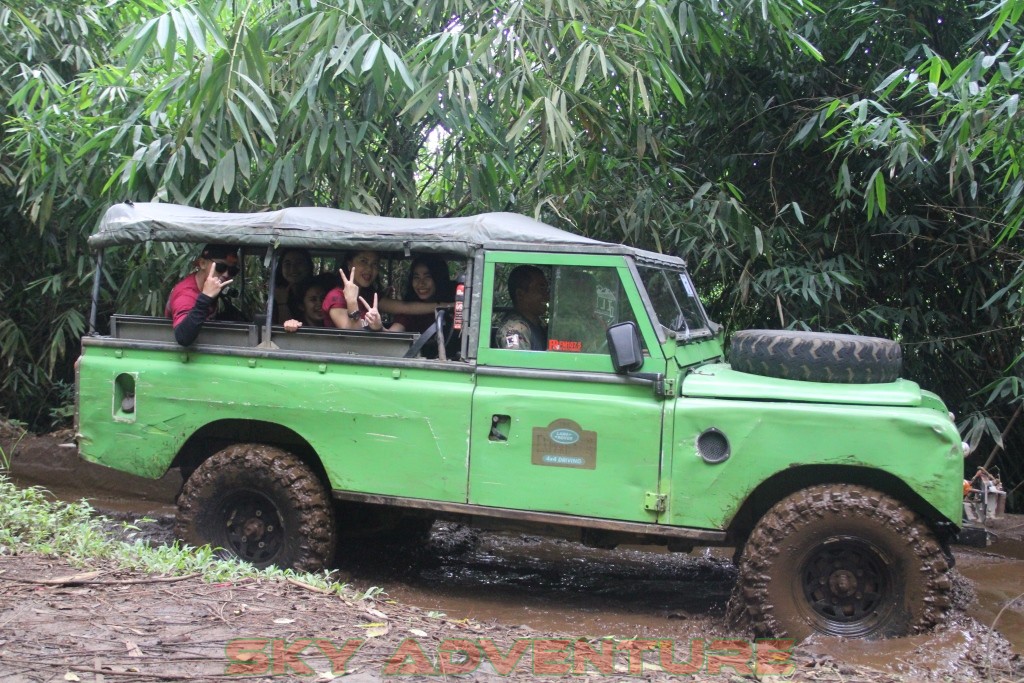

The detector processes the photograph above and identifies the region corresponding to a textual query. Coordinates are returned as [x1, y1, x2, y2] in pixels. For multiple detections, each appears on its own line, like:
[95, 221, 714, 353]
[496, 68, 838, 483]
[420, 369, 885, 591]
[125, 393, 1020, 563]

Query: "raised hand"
[358, 292, 383, 331]
[202, 261, 234, 298]
[339, 267, 360, 310]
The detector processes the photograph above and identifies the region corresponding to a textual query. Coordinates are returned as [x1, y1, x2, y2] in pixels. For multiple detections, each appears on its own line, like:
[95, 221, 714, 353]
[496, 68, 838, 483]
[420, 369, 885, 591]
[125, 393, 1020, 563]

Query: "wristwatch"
[348, 309, 361, 320]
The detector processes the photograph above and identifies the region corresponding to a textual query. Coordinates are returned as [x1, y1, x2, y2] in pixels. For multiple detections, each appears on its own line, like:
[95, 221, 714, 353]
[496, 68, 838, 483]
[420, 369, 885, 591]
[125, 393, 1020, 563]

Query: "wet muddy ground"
[3, 427, 1024, 681]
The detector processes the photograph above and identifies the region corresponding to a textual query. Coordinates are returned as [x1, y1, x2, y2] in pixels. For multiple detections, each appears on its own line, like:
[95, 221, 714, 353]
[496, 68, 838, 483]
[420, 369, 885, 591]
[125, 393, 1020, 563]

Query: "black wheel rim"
[217, 490, 285, 566]
[798, 536, 893, 637]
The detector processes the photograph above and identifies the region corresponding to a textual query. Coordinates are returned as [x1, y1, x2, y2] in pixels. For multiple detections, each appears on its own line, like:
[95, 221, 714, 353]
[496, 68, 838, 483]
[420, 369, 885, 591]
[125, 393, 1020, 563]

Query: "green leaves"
[986, 0, 1024, 36]
[2, 0, 1024, 498]
[116, 3, 219, 72]
[864, 169, 887, 219]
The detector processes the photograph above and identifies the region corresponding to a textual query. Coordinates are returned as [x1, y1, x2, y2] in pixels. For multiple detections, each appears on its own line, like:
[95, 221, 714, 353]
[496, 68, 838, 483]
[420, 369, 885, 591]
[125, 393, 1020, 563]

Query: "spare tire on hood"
[729, 329, 901, 384]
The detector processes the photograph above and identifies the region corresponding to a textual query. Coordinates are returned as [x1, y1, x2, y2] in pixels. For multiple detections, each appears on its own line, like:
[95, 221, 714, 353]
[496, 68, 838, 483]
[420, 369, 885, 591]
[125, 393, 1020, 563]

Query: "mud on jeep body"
[76, 202, 967, 641]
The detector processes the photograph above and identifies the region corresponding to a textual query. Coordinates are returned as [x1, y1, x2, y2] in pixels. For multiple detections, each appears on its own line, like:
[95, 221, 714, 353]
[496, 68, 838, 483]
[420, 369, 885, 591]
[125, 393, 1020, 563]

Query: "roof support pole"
[89, 250, 104, 336]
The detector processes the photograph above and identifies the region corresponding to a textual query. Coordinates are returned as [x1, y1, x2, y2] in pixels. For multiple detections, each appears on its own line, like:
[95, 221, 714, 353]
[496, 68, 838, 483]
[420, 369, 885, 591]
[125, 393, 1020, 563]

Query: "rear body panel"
[77, 343, 473, 503]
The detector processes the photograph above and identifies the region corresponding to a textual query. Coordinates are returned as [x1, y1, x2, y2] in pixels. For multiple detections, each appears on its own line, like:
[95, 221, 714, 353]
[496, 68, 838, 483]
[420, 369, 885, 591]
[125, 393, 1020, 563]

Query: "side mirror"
[607, 322, 644, 374]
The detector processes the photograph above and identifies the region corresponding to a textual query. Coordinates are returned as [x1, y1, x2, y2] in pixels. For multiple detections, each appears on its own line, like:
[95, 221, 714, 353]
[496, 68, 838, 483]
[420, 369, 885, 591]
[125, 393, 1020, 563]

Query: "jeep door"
[468, 252, 668, 522]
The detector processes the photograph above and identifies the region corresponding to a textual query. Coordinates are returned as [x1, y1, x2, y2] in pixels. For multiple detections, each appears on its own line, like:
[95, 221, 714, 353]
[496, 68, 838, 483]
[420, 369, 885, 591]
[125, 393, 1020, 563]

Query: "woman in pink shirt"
[322, 251, 449, 331]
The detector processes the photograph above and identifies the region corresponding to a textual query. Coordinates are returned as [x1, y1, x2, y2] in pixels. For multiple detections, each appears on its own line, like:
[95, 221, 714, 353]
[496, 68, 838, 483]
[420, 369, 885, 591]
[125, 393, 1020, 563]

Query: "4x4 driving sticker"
[531, 419, 596, 469]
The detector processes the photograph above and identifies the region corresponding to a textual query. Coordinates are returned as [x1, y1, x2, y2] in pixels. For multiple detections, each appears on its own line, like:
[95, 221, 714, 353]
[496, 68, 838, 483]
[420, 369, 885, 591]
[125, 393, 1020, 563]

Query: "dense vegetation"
[1, 0, 1022, 507]
[0, 474, 362, 590]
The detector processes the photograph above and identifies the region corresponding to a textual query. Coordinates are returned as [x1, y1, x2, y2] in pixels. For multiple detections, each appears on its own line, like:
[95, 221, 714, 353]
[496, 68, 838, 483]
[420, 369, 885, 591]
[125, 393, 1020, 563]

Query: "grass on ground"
[0, 475, 364, 596]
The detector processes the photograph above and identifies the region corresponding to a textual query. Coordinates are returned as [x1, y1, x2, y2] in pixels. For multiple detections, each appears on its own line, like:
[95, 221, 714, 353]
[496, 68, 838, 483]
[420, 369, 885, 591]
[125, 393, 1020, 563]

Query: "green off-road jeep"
[76, 202, 967, 641]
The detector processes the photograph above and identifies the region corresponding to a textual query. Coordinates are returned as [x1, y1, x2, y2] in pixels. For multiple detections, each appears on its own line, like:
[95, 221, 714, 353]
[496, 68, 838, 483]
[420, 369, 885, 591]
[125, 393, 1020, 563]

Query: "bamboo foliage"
[1, 0, 1023, 506]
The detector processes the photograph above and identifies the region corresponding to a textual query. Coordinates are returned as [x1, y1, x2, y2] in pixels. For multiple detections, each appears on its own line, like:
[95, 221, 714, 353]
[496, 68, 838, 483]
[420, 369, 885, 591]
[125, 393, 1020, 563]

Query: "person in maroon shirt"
[322, 250, 449, 331]
[164, 243, 239, 346]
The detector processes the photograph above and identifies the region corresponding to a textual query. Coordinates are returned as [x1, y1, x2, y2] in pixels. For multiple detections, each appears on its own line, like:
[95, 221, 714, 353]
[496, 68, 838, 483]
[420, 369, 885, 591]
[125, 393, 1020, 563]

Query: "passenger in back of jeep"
[165, 243, 240, 347]
[389, 255, 455, 334]
[322, 250, 451, 331]
[273, 248, 314, 324]
[282, 274, 334, 332]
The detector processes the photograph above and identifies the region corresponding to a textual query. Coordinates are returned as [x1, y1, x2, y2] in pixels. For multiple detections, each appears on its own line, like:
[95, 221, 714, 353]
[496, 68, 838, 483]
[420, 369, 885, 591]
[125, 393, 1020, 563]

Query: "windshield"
[637, 265, 711, 339]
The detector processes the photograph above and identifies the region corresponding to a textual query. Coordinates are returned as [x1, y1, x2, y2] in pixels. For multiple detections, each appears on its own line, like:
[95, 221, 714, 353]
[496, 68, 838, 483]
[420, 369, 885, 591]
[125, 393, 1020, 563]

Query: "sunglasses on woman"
[212, 261, 240, 277]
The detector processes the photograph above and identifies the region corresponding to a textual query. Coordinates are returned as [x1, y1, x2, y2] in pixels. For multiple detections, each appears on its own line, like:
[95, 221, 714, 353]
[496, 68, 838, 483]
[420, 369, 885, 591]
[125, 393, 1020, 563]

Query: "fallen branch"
[0, 658, 235, 682]
[69, 665, 237, 681]
[286, 577, 333, 595]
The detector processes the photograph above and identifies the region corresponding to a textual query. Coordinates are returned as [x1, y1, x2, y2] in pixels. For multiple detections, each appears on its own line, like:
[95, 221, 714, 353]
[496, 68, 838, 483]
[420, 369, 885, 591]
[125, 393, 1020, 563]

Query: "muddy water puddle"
[800, 627, 978, 677]
[954, 548, 1024, 653]
[16, 475, 1024, 669]
[8, 475, 178, 518]
[335, 526, 1024, 669]
[336, 527, 737, 640]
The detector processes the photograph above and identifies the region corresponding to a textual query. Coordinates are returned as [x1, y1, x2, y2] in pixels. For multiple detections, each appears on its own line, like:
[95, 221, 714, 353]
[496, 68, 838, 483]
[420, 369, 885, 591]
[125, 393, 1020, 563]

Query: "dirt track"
[2, 427, 1023, 682]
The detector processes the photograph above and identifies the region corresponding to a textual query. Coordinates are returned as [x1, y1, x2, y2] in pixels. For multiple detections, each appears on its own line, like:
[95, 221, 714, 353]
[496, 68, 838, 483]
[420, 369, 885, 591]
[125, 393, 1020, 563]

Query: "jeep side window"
[489, 264, 640, 355]
[491, 264, 550, 351]
[547, 266, 639, 354]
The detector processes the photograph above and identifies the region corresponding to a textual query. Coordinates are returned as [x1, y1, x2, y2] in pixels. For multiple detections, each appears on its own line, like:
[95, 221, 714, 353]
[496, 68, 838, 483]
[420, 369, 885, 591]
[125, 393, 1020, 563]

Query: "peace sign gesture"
[358, 292, 383, 331]
[339, 266, 360, 308]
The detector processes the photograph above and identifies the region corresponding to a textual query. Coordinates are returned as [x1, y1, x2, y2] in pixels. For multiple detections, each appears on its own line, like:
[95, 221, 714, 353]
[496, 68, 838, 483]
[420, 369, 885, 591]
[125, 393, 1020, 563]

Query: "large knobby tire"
[731, 484, 951, 641]
[176, 444, 336, 572]
[730, 329, 901, 384]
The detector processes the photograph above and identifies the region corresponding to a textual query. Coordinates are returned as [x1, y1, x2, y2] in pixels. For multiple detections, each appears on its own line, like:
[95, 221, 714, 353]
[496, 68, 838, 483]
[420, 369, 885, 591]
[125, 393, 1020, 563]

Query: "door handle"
[489, 414, 510, 441]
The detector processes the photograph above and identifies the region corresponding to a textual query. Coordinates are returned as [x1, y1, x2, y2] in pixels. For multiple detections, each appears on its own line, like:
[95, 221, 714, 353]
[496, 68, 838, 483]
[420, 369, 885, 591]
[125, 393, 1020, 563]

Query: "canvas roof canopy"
[90, 202, 683, 267]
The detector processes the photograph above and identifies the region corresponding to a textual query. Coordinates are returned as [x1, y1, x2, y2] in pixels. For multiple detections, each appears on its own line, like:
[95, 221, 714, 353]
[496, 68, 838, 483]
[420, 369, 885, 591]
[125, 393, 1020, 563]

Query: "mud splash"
[333, 524, 1024, 664]
[337, 527, 737, 641]
[954, 546, 1024, 653]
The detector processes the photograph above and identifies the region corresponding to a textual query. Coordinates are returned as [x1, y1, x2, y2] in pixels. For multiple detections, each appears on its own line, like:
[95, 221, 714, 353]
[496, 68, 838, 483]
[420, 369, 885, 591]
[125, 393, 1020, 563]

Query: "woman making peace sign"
[323, 250, 450, 331]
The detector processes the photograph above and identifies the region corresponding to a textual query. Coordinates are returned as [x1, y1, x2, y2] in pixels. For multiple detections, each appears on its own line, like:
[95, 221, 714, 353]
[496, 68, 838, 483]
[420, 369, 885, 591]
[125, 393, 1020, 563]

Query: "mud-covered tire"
[731, 484, 951, 640]
[176, 444, 335, 572]
[730, 329, 901, 384]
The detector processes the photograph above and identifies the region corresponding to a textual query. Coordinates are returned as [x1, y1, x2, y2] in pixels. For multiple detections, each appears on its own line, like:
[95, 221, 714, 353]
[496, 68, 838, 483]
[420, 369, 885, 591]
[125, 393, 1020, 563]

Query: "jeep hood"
[681, 363, 922, 407]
